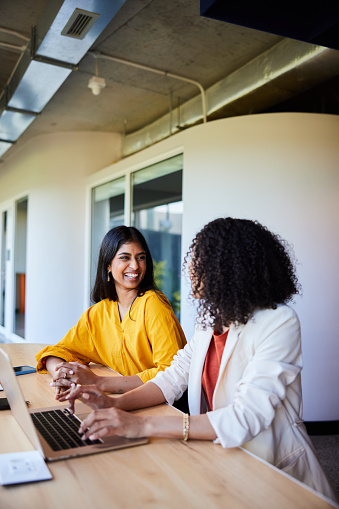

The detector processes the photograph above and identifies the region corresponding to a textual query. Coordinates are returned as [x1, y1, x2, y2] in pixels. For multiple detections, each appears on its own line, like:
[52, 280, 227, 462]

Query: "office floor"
[310, 434, 339, 498]
[0, 332, 337, 499]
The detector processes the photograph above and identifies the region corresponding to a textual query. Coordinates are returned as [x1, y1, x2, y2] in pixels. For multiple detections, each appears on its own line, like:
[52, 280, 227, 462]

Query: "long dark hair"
[91, 226, 157, 303]
[184, 217, 300, 328]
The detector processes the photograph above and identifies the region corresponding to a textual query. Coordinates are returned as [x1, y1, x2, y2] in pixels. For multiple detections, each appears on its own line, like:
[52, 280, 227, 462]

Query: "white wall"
[181, 114, 339, 421]
[0, 131, 121, 343]
[90, 113, 339, 421]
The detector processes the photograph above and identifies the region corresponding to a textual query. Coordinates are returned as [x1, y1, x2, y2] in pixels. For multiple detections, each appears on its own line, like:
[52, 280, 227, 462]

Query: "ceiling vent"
[61, 8, 100, 40]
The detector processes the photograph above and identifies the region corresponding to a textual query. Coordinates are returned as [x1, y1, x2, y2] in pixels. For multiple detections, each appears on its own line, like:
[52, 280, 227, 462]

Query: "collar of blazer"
[193, 321, 245, 360]
[219, 322, 245, 373]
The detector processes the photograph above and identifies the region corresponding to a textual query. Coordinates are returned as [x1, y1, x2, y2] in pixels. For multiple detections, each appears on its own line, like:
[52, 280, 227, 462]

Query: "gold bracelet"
[183, 413, 189, 441]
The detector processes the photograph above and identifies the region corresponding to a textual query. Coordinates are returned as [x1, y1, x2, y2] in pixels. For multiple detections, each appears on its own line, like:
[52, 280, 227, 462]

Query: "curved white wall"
[0, 131, 121, 344]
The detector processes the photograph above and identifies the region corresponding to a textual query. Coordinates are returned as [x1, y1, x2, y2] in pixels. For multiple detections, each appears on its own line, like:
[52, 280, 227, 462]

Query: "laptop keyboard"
[31, 408, 102, 451]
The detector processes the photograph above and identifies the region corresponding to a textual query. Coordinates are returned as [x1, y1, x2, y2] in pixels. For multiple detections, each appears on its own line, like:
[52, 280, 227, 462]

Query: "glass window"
[90, 177, 125, 293]
[132, 154, 183, 318]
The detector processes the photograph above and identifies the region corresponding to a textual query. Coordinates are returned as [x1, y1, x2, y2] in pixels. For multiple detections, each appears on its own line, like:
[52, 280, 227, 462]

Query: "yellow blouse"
[35, 291, 186, 383]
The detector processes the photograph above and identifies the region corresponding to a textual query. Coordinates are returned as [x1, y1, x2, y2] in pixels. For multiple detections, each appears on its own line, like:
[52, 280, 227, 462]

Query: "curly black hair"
[184, 218, 300, 329]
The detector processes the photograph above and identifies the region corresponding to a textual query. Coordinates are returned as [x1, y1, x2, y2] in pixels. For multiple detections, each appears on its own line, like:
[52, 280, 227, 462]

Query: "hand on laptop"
[58, 384, 115, 414]
[51, 362, 99, 399]
[78, 407, 146, 442]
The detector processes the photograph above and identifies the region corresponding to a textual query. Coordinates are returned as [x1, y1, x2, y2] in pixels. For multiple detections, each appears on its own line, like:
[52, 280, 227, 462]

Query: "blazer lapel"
[188, 327, 212, 415]
[219, 324, 242, 371]
[188, 323, 245, 415]
[213, 323, 244, 397]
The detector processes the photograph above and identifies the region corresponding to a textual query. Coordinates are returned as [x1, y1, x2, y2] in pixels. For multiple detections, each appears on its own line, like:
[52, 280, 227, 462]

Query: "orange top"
[201, 329, 229, 411]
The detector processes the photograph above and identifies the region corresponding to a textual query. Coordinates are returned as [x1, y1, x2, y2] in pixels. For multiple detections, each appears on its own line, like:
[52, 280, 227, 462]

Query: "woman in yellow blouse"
[36, 226, 186, 397]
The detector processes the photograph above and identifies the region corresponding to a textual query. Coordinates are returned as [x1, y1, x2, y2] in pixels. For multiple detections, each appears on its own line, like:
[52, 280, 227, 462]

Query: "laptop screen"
[0, 348, 43, 456]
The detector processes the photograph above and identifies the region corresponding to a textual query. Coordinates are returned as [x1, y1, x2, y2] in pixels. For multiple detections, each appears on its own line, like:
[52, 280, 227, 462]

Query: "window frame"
[85, 149, 184, 309]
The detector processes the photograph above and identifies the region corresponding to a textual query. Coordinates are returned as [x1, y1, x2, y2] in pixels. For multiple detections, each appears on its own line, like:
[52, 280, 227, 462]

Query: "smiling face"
[108, 241, 147, 295]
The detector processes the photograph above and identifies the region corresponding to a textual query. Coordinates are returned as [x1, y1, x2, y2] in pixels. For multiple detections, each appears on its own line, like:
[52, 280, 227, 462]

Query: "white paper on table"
[0, 450, 52, 485]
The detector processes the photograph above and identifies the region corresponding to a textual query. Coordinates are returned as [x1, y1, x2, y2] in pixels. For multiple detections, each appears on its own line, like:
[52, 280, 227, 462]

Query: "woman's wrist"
[140, 416, 183, 439]
[45, 356, 64, 375]
[96, 376, 115, 392]
[96, 375, 143, 394]
[142, 416, 157, 437]
[137, 414, 218, 441]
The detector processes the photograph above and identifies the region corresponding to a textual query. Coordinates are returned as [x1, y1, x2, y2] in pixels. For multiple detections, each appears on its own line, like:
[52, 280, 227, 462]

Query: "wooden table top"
[0, 343, 336, 509]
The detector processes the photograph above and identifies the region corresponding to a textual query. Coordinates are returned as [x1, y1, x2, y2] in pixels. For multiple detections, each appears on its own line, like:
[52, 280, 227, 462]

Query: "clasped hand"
[51, 361, 98, 398]
[58, 384, 113, 413]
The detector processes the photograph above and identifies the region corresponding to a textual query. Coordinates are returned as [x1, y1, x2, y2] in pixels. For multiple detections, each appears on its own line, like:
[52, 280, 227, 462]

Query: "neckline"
[118, 294, 138, 322]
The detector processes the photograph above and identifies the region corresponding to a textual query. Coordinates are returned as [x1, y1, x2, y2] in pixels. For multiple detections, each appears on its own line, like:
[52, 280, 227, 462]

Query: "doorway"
[13, 197, 28, 338]
[0, 210, 8, 328]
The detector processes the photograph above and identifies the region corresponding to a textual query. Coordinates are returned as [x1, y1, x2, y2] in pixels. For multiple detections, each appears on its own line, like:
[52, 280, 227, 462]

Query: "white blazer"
[152, 305, 337, 502]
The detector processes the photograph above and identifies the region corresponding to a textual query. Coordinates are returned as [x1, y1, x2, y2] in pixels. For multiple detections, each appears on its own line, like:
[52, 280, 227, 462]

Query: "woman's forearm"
[143, 413, 217, 441]
[76, 384, 217, 442]
[45, 356, 65, 375]
[59, 380, 167, 413]
[79, 408, 218, 442]
[114, 381, 167, 411]
[96, 374, 144, 394]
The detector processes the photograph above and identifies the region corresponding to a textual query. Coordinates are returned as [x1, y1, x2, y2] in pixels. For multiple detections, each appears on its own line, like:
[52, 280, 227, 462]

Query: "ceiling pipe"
[0, 41, 26, 52]
[121, 39, 338, 157]
[0, 27, 30, 42]
[0, 28, 29, 56]
[90, 51, 207, 124]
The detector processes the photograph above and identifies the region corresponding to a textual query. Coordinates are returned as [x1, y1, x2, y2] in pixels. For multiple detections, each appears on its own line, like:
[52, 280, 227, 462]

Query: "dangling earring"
[107, 270, 110, 282]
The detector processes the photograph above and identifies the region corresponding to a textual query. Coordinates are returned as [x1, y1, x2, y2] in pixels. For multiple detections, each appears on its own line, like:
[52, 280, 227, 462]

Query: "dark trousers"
[172, 389, 189, 414]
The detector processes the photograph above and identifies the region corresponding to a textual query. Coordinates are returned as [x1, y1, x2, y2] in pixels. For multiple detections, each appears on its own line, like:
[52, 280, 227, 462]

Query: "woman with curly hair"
[60, 218, 336, 501]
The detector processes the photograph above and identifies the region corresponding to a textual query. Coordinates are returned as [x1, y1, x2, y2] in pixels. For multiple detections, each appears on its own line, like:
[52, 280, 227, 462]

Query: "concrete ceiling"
[0, 0, 339, 163]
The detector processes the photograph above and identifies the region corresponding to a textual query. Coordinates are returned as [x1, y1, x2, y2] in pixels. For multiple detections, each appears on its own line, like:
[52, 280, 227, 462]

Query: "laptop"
[0, 348, 148, 461]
